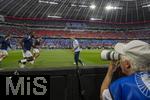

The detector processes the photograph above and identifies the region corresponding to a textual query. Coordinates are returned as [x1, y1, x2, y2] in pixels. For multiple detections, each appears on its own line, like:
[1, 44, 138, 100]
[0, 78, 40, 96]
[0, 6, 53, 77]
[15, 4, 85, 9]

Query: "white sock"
[21, 59, 27, 63]
[30, 61, 34, 64]
[0, 58, 2, 61]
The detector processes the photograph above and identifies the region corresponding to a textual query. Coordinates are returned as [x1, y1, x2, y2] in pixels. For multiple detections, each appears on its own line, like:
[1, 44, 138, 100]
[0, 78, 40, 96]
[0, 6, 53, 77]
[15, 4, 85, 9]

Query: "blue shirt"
[109, 72, 150, 100]
[0, 38, 11, 50]
[22, 37, 33, 51]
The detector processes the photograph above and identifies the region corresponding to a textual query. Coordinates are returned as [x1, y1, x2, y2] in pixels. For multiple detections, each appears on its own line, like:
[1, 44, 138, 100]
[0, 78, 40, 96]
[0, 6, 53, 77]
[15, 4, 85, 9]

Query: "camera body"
[101, 50, 120, 61]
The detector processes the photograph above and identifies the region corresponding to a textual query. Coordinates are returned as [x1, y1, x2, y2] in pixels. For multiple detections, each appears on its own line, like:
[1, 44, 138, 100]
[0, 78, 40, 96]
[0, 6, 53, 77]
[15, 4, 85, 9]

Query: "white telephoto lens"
[101, 50, 111, 60]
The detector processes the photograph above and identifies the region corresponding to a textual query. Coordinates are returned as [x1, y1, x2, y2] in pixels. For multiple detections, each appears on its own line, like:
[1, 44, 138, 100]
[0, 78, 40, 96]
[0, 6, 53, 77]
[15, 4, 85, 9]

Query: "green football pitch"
[0, 49, 109, 70]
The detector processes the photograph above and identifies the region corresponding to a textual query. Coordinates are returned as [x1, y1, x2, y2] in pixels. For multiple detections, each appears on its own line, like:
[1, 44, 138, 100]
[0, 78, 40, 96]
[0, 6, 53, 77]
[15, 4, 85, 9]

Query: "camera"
[101, 50, 120, 60]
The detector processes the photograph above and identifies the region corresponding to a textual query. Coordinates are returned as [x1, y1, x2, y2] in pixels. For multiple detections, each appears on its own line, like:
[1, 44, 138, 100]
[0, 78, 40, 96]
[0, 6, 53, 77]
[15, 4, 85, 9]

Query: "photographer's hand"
[108, 61, 118, 74]
[100, 61, 118, 100]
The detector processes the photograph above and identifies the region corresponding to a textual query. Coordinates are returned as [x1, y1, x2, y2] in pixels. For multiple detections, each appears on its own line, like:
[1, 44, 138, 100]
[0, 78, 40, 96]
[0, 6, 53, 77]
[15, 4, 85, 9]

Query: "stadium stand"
[0, 26, 150, 39]
[0, 17, 150, 49]
[0, 25, 150, 49]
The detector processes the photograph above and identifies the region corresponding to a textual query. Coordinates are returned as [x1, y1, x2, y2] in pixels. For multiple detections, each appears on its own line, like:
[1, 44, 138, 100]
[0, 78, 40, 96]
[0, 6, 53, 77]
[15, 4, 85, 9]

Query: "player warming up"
[18, 32, 35, 68]
[0, 34, 11, 62]
[33, 36, 41, 60]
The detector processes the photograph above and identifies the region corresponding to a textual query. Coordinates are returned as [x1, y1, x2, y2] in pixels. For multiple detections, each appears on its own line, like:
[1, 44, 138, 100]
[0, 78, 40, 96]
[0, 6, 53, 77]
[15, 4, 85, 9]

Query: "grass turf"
[0, 49, 109, 70]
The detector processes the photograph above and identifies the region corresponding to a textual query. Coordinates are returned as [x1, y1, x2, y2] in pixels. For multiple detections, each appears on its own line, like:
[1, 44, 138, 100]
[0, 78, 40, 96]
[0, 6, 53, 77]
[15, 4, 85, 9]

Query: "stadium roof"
[0, 0, 150, 23]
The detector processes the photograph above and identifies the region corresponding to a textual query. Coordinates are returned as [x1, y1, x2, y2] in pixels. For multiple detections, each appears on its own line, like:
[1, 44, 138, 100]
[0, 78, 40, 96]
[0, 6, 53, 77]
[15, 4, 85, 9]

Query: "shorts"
[0, 50, 8, 56]
[22, 50, 33, 58]
[33, 48, 40, 54]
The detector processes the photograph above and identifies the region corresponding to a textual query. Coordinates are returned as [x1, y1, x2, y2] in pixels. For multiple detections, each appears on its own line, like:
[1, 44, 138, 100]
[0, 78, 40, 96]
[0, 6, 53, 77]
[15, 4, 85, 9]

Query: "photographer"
[100, 40, 150, 100]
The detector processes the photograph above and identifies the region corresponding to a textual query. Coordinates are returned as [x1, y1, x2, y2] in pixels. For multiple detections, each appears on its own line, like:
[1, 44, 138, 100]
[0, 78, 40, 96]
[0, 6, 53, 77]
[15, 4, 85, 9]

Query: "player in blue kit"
[18, 32, 35, 68]
[0, 34, 11, 62]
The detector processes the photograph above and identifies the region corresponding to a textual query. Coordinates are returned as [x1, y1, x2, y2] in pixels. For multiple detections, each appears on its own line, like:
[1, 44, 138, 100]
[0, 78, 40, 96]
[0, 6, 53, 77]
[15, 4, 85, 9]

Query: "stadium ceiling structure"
[0, 0, 150, 23]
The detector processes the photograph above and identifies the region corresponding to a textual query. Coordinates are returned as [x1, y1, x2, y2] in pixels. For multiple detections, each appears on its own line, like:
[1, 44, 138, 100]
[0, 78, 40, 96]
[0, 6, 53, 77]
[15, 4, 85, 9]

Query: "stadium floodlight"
[105, 5, 122, 10]
[71, 4, 77, 7]
[142, 4, 150, 8]
[49, 2, 58, 5]
[90, 4, 96, 9]
[39, 0, 58, 5]
[79, 5, 88, 8]
[105, 5, 114, 10]
[39, 0, 48, 3]
[114, 7, 117, 10]
[90, 18, 102, 21]
[48, 15, 62, 18]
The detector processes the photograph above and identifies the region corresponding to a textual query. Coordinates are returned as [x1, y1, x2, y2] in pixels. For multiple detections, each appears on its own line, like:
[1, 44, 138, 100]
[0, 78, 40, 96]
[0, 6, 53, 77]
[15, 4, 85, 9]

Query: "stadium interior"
[0, 0, 150, 100]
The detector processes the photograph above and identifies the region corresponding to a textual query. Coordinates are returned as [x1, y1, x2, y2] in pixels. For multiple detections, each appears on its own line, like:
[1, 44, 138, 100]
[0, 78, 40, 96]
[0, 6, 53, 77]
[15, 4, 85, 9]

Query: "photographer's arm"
[100, 62, 117, 100]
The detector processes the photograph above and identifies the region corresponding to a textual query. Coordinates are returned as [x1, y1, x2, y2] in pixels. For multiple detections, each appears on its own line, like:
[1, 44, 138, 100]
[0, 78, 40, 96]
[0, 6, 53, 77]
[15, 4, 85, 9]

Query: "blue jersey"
[109, 72, 150, 100]
[22, 37, 33, 51]
[0, 38, 11, 50]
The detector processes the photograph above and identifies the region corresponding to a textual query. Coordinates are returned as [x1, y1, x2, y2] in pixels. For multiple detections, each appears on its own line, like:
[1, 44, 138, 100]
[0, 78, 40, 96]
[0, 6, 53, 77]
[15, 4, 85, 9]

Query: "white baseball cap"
[114, 40, 150, 63]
